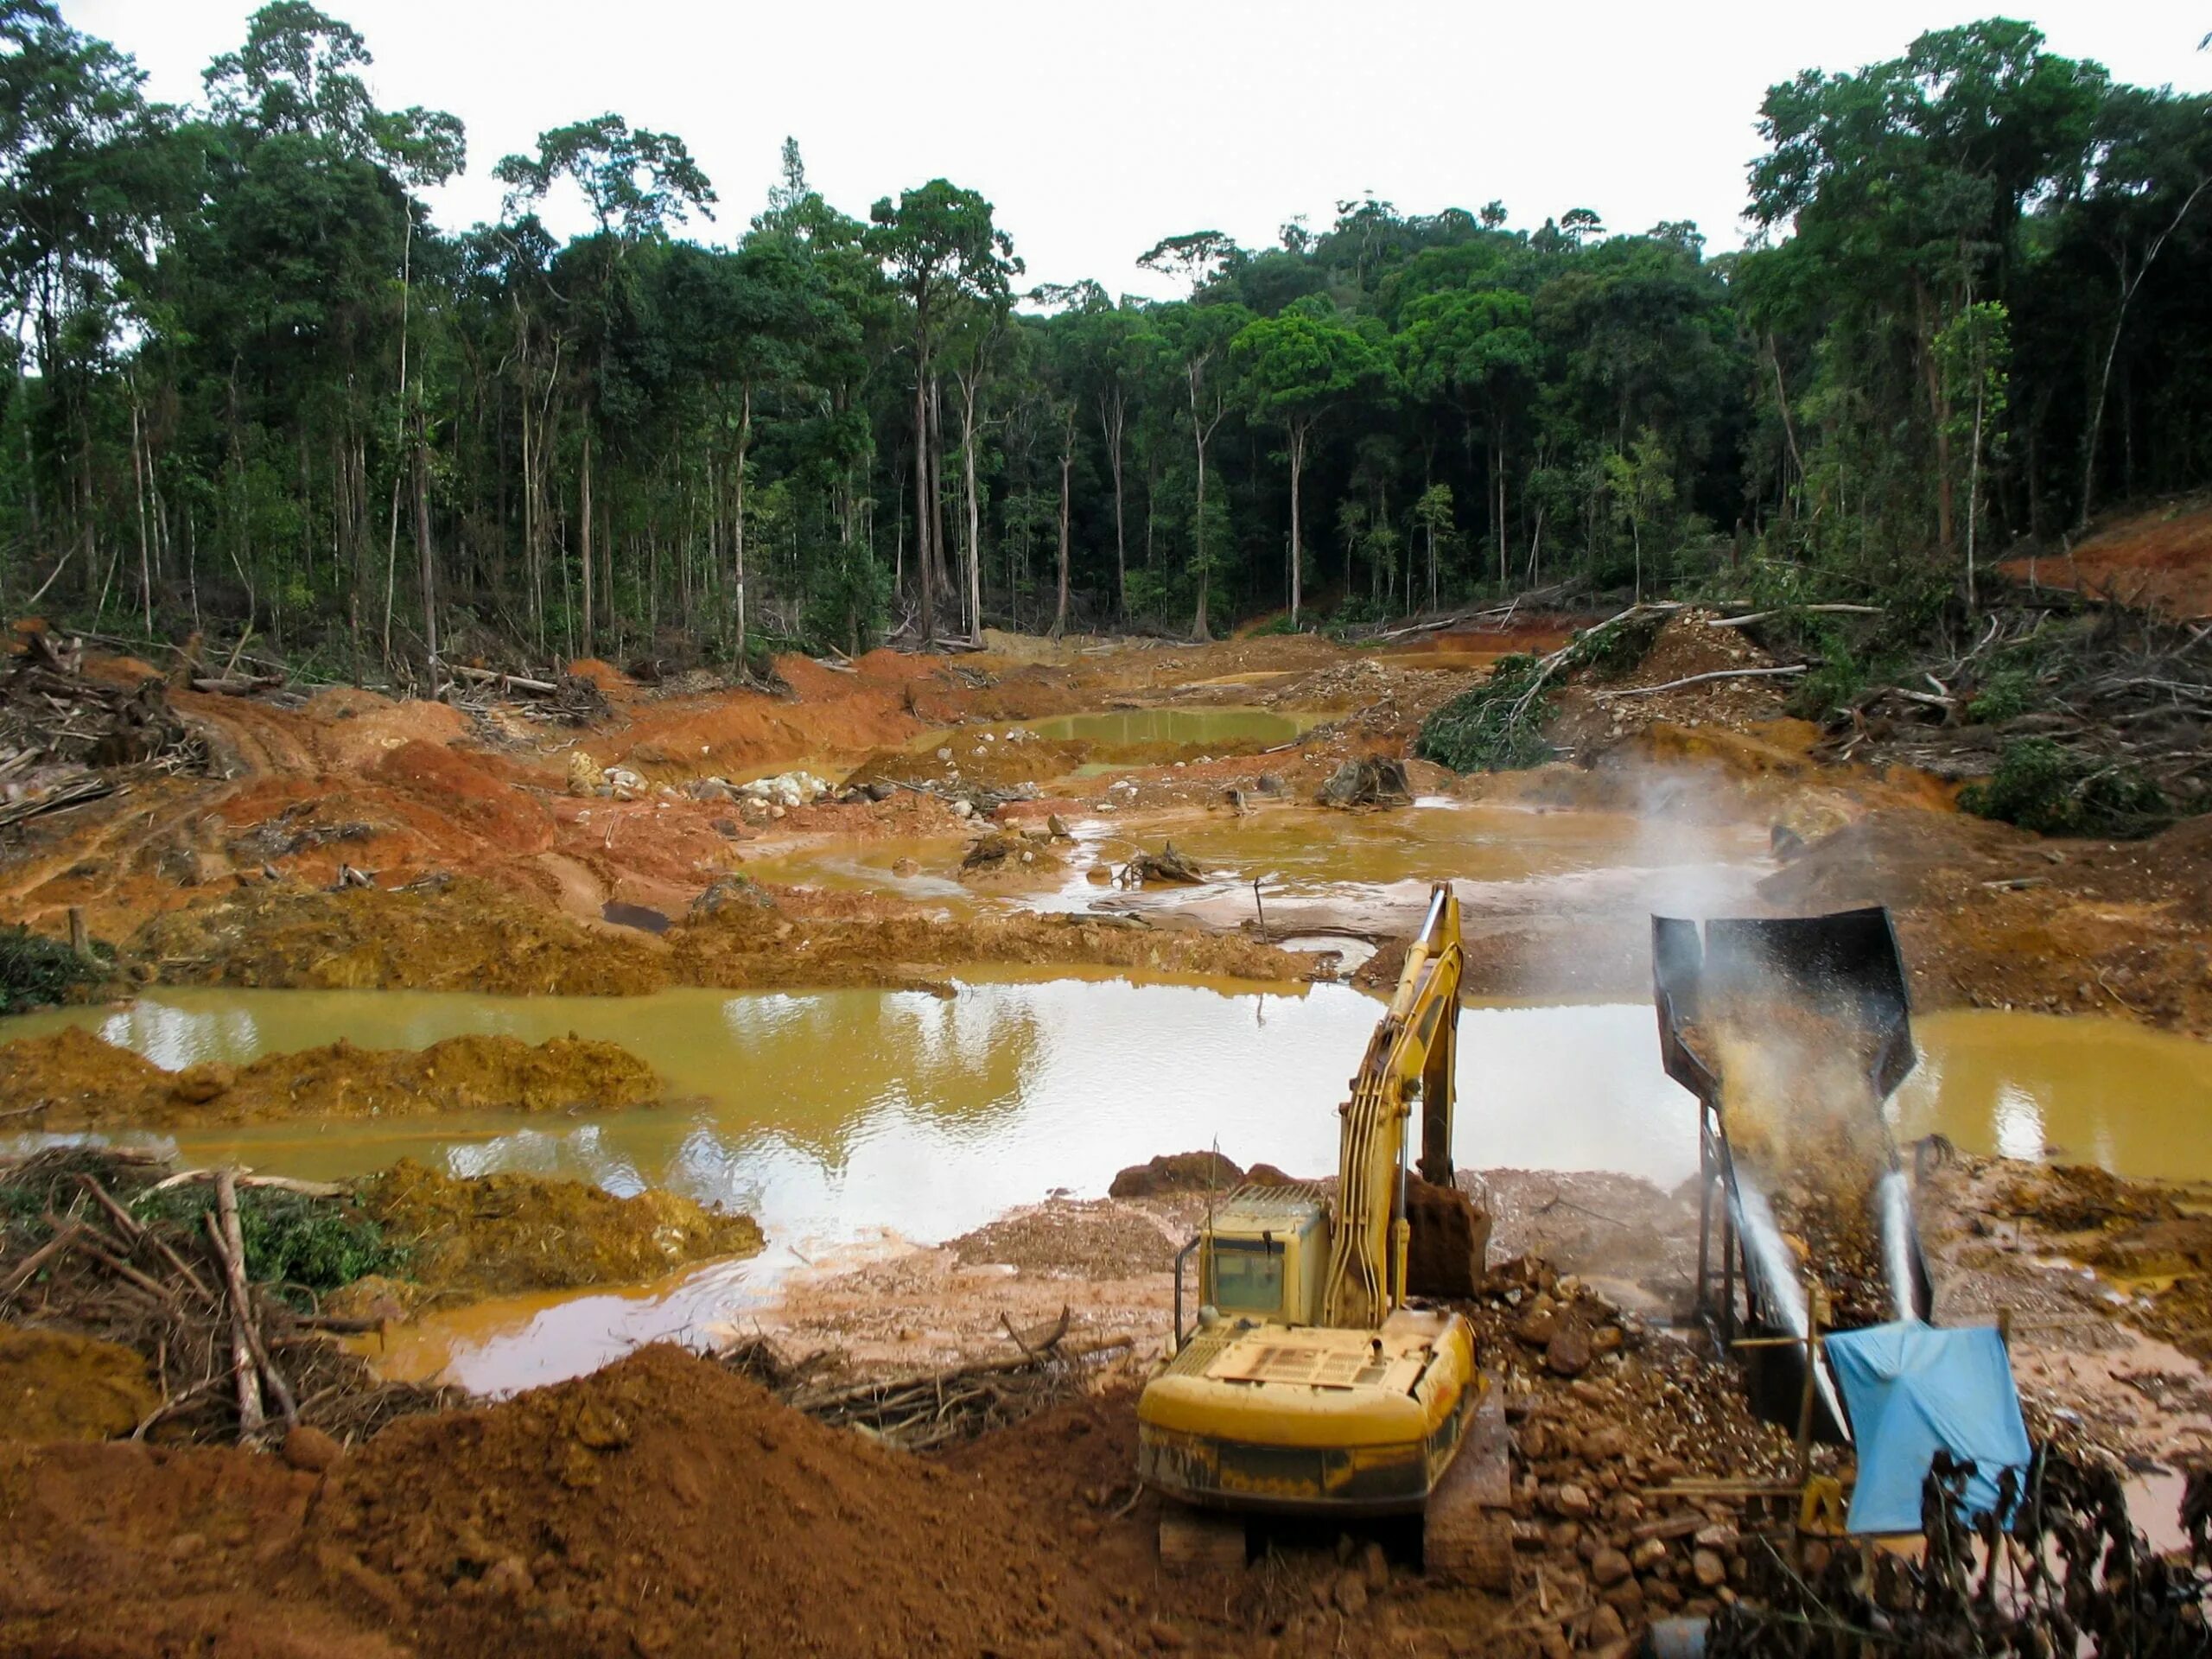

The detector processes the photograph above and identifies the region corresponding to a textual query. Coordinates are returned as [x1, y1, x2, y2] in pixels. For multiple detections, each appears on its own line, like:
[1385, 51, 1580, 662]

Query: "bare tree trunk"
[1052, 420, 1073, 639]
[1287, 421, 1306, 625]
[2080, 176, 2209, 529]
[579, 425, 595, 656]
[959, 373, 982, 641]
[414, 423, 439, 686]
[1100, 388, 1127, 616]
[129, 394, 151, 634]
[733, 385, 751, 653]
[912, 373, 934, 644]
[928, 375, 950, 627]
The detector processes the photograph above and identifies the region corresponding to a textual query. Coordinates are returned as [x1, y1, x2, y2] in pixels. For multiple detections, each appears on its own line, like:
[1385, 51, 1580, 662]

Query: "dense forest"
[1, 3, 2208, 677]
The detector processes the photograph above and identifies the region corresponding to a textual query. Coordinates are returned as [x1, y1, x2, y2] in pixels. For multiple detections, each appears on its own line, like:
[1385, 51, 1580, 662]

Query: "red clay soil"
[0, 1347, 1160, 1659]
[1998, 499, 2212, 620]
[1760, 807, 2212, 1029]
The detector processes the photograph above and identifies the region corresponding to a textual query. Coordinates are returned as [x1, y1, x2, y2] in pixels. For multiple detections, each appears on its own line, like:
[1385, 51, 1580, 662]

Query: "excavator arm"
[1321, 884, 1463, 1329]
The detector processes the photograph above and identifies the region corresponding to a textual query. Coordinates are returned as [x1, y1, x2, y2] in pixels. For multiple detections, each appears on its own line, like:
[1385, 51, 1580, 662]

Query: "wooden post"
[1996, 1306, 2012, 1349]
[1694, 1114, 1713, 1321]
[1795, 1276, 1825, 1486]
[1251, 876, 1265, 936]
[210, 1170, 265, 1441]
[67, 906, 90, 962]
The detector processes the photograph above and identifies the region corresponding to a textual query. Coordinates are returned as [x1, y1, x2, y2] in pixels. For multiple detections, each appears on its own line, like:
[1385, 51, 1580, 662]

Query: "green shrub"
[1414, 608, 1667, 773]
[1958, 738, 2169, 837]
[1966, 666, 2038, 724]
[141, 1185, 406, 1300]
[1415, 653, 1557, 772]
[0, 926, 105, 1014]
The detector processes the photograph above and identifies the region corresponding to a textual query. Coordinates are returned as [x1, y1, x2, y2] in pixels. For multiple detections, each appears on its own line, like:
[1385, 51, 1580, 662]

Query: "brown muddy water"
[5, 981, 2207, 1393]
[729, 799, 1775, 938]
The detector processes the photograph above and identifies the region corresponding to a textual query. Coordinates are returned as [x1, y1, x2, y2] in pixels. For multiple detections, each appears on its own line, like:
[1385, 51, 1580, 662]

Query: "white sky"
[67, 1, 2212, 300]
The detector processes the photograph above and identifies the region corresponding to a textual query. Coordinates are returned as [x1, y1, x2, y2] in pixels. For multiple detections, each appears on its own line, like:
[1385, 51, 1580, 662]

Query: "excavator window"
[1208, 1238, 1284, 1317]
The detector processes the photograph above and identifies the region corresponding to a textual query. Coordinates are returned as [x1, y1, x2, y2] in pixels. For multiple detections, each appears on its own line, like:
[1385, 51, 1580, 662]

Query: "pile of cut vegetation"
[0, 1147, 448, 1448]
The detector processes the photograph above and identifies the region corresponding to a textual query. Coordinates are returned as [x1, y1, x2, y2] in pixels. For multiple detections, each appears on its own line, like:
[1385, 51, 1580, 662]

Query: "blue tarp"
[1825, 1322, 2031, 1535]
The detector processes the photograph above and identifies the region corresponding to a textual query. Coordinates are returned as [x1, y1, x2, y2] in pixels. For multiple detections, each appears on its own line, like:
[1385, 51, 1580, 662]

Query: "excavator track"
[1421, 1387, 1513, 1591]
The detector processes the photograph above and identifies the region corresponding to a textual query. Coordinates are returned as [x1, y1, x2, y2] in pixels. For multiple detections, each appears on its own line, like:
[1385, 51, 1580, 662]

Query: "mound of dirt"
[305, 1344, 1110, 1657]
[948, 1201, 1177, 1277]
[360, 1160, 762, 1298]
[0, 1027, 665, 1129]
[131, 876, 670, 995]
[0, 1325, 157, 1441]
[1999, 499, 2212, 619]
[1554, 609, 1789, 749]
[845, 732, 1088, 794]
[1107, 1149, 1246, 1198]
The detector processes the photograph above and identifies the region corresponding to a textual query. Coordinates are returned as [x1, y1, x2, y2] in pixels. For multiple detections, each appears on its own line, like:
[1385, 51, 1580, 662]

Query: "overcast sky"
[67, 1, 2212, 300]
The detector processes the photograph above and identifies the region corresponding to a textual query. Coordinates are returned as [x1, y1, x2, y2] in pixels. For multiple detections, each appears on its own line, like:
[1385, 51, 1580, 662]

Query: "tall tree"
[866, 180, 1019, 643]
[1233, 304, 1386, 622]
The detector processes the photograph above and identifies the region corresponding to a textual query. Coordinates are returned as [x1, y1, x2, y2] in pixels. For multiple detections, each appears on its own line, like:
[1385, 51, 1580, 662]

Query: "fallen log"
[1710, 604, 1885, 629]
[1591, 664, 1808, 699]
[447, 664, 562, 695]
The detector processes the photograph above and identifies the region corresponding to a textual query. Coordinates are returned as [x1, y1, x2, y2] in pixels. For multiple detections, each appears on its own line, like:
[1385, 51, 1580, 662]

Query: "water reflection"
[1890, 1011, 2212, 1178]
[7, 989, 2209, 1256]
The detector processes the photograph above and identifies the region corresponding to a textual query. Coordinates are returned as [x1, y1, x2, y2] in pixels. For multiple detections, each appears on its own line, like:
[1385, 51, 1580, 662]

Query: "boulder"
[1319, 756, 1411, 809]
[169, 1062, 235, 1105]
[1108, 1151, 1245, 1199]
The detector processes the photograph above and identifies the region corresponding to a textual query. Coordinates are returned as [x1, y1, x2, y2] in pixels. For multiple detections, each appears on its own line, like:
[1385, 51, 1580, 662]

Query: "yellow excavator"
[1135, 884, 1510, 1580]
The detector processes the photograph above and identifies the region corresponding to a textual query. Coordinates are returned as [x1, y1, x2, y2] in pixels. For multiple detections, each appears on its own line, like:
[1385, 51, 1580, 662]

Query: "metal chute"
[1653, 908, 1932, 1442]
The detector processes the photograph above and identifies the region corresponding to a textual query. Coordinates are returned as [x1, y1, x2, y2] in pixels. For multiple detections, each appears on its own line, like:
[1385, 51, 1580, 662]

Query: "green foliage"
[0, 926, 105, 1014]
[1966, 666, 2039, 724]
[1414, 610, 1661, 772]
[141, 1184, 406, 1298]
[1414, 652, 1558, 772]
[1958, 738, 2169, 837]
[1, 7, 2207, 669]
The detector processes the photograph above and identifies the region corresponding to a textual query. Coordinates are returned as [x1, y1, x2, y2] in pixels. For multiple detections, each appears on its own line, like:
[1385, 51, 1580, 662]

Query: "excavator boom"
[1322, 885, 1463, 1329]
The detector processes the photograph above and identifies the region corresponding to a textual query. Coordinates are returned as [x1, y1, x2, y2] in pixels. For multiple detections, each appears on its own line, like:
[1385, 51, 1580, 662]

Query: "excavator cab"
[1183, 1186, 1331, 1335]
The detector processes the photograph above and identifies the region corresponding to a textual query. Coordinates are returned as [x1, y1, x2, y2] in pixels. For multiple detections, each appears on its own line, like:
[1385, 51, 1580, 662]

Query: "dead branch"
[1592, 664, 1809, 700]
[208, 1172, 266, 1440]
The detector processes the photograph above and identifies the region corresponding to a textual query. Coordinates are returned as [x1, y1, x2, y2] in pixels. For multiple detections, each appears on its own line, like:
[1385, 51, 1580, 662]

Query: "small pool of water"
[721, 798, 1772, 935]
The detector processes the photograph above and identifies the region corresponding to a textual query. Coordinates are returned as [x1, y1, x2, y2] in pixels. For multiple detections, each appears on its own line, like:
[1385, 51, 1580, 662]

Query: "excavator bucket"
[1651, 908, 1931, 1441]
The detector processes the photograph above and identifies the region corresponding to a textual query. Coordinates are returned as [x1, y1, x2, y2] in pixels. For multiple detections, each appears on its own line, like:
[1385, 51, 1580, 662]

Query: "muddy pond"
[9, 980, 2205, 1390]
[8, 979, 2205, 1224]
[730, 798, 1774, 935]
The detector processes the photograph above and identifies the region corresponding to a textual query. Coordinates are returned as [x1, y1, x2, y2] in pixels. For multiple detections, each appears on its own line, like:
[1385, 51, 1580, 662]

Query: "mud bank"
[0, 1024, 662, 1128]
[127, 874, 1321, 995]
